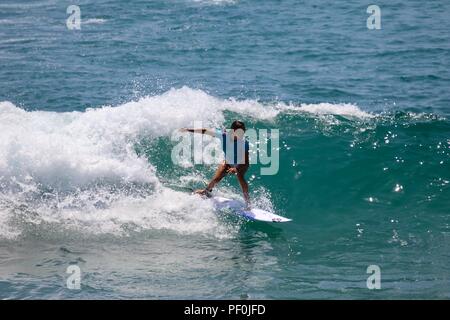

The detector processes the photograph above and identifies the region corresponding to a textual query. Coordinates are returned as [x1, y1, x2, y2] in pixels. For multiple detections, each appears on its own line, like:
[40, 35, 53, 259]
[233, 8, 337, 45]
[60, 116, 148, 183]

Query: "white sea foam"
[83, 18, 107, 25]
[297, 102, 374, 118]
[192, 0, 237, 5]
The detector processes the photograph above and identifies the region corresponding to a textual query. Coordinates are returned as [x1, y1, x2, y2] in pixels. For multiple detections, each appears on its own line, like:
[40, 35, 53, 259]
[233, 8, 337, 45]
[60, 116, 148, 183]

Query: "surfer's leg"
[236, 170, 250, 207]
[206, 162, 229, 190]
[195, 162, 229, 195]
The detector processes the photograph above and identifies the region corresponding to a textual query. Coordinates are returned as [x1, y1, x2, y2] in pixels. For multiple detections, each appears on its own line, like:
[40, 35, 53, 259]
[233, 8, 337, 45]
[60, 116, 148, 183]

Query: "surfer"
[180, 120, 250, 208]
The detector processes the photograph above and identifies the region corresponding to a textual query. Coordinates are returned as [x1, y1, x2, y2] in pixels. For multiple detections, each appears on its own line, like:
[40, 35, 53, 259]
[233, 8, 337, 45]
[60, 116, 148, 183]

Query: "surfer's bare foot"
[194, 189, 205, 195]
[194, 188, 212, 197]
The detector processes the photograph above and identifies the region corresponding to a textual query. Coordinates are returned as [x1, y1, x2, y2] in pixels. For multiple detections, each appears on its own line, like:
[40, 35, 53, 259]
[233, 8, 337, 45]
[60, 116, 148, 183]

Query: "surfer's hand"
[179, 128, 188, 132]
[227, 167, 238, 174]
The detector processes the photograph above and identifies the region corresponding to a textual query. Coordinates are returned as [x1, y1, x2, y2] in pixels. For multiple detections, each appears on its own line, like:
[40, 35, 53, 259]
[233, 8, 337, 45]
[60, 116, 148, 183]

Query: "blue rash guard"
[215, 129, 249, 167]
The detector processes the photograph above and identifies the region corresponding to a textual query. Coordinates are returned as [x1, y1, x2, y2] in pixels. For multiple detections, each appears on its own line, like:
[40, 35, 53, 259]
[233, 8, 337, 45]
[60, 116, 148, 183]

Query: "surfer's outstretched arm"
[179, 128, 216, 137]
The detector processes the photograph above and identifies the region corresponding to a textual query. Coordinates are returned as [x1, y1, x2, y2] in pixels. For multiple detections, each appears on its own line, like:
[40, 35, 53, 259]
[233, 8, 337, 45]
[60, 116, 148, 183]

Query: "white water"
[0, 87, 369, 239]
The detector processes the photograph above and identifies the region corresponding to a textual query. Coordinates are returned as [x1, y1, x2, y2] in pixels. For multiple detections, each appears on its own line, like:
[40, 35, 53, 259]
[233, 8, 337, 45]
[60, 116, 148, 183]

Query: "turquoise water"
[0, 0, 449, 299]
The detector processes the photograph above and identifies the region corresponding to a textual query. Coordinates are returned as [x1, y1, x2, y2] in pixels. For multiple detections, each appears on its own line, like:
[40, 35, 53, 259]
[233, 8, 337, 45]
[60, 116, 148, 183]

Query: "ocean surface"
[1, 0, 450, 299]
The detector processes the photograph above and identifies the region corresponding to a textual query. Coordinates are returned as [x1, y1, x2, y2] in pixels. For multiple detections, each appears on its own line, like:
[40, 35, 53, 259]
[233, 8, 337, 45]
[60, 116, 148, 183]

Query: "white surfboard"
[211, 196, 292, 223]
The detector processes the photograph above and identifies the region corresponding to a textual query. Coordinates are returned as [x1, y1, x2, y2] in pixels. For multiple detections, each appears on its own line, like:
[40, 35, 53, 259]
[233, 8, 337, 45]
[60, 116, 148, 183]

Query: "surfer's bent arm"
[179, 128, 216, 137]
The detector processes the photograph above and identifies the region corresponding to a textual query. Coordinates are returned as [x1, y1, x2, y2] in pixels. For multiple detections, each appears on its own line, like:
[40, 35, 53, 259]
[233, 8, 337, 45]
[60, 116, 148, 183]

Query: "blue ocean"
[0, 0, 449, 299]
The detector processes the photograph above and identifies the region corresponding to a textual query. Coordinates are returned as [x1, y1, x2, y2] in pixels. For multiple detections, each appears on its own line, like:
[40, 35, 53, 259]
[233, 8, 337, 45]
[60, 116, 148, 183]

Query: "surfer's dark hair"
[231, 120, 246, 132]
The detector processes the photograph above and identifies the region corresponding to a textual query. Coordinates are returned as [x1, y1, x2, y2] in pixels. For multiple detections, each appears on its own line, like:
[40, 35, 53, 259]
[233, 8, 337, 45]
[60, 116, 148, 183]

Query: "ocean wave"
[0, 87, 286, 239]
[0, 87, 428, 240]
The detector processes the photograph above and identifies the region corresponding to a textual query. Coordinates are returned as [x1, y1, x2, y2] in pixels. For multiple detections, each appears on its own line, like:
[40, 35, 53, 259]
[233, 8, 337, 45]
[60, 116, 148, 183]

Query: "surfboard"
[211, 196, 292, 223]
